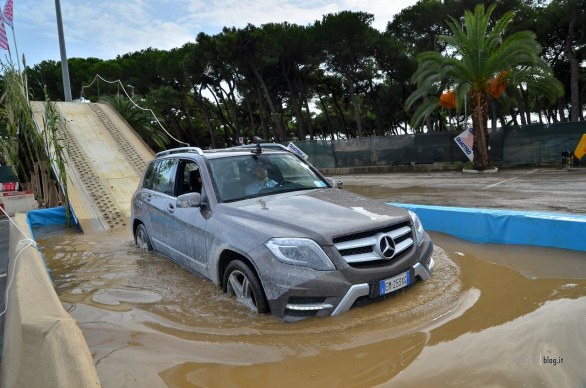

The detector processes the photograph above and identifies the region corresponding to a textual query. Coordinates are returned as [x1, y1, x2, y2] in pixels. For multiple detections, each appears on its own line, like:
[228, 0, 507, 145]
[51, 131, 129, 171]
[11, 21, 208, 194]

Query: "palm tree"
[406, 4, 563, 170]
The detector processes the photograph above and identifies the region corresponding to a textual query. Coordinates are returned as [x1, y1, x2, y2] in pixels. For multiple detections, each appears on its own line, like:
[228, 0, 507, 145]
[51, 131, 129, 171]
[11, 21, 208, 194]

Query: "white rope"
[81, 74, 189, 147]
[0, 205, 38, 318]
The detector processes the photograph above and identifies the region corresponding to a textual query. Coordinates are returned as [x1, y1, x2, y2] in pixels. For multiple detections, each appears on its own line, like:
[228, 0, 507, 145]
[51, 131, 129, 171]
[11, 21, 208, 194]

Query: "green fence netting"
[289, 122, 585, 169]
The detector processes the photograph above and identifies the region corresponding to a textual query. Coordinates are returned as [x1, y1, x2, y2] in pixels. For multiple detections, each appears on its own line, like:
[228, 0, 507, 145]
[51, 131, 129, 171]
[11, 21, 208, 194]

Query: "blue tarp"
[27, 207, 70, 227]
[392, 203, 586, 252]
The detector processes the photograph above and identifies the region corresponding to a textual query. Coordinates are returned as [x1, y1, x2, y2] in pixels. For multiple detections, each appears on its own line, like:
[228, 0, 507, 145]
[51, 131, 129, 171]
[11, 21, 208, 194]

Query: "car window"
[272, 156, 319, 186]
[146, 158, 177, 196]
[208, 158, 243, 202]
[177, 160, 201, 196]
[208, 153, 328, 202]
[142, 161, 156, 190]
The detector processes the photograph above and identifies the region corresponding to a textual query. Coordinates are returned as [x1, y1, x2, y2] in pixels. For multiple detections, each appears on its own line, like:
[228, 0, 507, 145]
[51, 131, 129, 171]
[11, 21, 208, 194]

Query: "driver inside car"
[245, 163, 277, 195]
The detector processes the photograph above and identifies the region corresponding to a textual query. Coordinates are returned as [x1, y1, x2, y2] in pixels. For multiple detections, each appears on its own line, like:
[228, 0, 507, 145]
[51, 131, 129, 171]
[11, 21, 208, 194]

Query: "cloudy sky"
[3, 0, 420, 67]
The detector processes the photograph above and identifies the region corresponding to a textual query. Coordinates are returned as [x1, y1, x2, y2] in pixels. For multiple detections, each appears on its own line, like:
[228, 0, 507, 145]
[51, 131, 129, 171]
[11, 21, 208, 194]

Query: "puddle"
[36, 225, 586, 387]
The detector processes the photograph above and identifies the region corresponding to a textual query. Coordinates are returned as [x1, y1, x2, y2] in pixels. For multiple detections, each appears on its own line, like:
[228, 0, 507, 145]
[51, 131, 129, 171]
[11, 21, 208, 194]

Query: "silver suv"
[131, 146, 434, 322]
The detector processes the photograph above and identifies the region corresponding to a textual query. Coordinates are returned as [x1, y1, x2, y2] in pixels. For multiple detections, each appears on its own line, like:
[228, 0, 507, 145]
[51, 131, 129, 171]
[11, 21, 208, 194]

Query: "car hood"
[215, 188, 410, 245]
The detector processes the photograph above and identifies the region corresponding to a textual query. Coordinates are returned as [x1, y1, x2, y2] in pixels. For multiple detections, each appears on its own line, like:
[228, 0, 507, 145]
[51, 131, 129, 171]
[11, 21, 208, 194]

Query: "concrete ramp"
[31, 102, 154, 233]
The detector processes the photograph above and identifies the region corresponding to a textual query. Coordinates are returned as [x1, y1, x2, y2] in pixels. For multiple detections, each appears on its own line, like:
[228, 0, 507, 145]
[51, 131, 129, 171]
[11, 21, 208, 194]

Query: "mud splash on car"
[36, 226, 586, 387]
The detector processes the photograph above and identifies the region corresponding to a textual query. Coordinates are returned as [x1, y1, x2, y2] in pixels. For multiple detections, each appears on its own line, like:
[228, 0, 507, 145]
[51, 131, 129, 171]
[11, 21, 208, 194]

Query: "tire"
[223, 260, 269, 314]
[135, 223, 153, 252]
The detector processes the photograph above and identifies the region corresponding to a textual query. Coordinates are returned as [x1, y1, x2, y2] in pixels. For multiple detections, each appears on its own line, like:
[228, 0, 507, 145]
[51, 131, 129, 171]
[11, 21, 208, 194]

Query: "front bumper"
[280, 254, 435, 322]
[330, 257, 434, 316]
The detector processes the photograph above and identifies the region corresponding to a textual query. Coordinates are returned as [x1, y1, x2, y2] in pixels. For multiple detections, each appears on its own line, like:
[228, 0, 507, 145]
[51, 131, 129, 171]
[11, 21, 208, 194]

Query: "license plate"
[379, 271, 410, 295]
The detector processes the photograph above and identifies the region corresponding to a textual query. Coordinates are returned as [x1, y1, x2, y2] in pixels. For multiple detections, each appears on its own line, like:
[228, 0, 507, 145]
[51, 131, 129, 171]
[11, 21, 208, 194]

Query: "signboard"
[454, 128, 474, 161]
[287, 142, 308, 160]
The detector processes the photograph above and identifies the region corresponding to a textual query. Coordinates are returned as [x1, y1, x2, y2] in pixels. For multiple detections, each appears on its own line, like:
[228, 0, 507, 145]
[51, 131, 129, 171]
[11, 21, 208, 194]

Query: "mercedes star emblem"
[375, 234, 396, 259]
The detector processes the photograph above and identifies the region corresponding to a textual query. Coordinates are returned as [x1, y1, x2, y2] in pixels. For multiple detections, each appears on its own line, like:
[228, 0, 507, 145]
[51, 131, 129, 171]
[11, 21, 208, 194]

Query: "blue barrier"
[27, 206, 70, 227]
[392, 203, 586, 252]
[25, 204, 586, 252]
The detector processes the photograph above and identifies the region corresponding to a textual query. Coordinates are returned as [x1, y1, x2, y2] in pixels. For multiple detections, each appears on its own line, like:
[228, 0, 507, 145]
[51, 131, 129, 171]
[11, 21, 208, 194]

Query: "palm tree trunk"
[565, 10, 580, 121]
[470, 91, 490, 170]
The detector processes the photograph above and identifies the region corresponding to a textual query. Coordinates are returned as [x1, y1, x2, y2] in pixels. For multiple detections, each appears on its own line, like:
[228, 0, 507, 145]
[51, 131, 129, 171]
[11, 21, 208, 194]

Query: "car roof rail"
[230, 143, 291, 152]
[155, 147, 204, 158]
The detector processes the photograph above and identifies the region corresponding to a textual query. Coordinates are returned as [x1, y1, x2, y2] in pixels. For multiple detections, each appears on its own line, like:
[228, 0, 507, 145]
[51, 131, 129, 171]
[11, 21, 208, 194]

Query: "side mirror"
[326, 177, 343, 189]
[177, 192, 201, 208]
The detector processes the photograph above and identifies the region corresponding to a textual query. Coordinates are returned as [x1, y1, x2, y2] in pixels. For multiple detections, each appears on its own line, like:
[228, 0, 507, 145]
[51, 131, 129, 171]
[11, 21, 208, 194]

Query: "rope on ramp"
[81, 74, 190, 147]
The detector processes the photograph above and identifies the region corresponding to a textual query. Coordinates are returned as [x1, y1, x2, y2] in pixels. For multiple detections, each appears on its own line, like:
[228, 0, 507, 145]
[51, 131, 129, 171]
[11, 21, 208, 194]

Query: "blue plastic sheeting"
[391, 203, 586, 252]
[27, 207, 69, 227]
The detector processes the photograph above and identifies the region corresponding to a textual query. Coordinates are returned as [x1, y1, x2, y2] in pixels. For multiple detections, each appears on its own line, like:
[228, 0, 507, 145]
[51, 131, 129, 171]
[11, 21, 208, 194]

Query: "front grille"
[333, 221, 414, 268]
[338, 246, 373, 257]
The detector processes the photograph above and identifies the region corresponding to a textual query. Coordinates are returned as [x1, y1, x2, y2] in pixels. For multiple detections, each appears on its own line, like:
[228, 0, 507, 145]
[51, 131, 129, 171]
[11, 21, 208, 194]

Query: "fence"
[293, 122, 586, 170]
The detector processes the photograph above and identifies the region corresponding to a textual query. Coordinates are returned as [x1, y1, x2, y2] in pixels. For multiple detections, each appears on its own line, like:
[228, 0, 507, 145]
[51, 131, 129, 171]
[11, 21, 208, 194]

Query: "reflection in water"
[35, 226, 586, 387]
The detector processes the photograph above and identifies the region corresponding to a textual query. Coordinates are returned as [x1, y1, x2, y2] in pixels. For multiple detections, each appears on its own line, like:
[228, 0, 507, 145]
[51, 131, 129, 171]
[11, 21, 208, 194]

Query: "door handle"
[167, 203, 175, 214]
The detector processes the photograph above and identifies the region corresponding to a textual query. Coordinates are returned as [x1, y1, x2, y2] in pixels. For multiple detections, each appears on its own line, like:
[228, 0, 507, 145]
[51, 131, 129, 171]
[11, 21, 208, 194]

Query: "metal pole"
[9, 26, 20, 72]
[55, 0, 72, 102]
[460, 16, 467, 130]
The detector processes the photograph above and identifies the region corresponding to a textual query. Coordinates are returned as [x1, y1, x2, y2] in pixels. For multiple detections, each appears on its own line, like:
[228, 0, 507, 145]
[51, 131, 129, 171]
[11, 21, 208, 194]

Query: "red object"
[3, 0, 13, 27]
[0, 18, 7, 51]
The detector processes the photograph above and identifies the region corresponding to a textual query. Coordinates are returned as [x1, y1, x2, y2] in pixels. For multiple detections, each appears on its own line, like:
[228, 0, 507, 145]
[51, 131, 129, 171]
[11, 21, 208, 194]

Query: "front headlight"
[409, 210, 425, 246]
[265, 238, 335, 271]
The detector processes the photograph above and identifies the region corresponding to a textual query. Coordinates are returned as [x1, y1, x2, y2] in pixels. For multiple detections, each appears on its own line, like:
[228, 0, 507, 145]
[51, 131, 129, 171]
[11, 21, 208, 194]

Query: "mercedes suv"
[131, 145, 434, 322]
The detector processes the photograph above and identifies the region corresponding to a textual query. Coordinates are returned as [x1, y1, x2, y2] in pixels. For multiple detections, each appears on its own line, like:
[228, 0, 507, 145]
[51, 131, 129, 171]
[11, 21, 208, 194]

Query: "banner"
[454, 127, 474, 161]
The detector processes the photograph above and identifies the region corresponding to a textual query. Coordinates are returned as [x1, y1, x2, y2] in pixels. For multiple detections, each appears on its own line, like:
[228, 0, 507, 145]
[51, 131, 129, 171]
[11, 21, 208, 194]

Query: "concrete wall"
[1, 213, 101, 387]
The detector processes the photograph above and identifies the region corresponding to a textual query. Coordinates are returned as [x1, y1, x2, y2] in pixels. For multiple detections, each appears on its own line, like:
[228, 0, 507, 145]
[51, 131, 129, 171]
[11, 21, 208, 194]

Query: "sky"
[3, 0, 420, 68]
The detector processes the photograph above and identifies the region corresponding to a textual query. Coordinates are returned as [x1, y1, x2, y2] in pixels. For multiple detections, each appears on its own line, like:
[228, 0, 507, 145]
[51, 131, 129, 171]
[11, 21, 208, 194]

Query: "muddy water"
[36, 223, 586, 387]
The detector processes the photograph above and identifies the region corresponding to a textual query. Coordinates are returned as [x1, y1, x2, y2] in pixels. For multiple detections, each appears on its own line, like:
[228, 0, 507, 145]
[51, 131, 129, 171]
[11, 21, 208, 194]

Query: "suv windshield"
[208, 153, 329, 202]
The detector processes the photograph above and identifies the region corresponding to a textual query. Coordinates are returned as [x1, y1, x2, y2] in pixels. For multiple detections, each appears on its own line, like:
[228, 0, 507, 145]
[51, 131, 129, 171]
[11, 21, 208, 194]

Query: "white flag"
[454, 127, 474, 161]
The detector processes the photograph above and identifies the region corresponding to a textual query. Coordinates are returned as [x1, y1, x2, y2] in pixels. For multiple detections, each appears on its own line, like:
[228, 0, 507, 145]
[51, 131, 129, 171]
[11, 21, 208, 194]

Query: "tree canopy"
[19, 0, 583, 151]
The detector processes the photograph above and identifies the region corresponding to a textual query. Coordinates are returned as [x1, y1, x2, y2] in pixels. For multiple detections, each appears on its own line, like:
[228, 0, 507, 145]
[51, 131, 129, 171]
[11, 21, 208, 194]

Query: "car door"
[169, 159, 211, 276]
[146, 157, 178, 257]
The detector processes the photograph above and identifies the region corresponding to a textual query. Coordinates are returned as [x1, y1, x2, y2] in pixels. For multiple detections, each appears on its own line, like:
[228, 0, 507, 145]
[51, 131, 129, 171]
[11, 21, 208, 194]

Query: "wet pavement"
[336, 166, 586, 214]
[32, 166, 586, 387]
